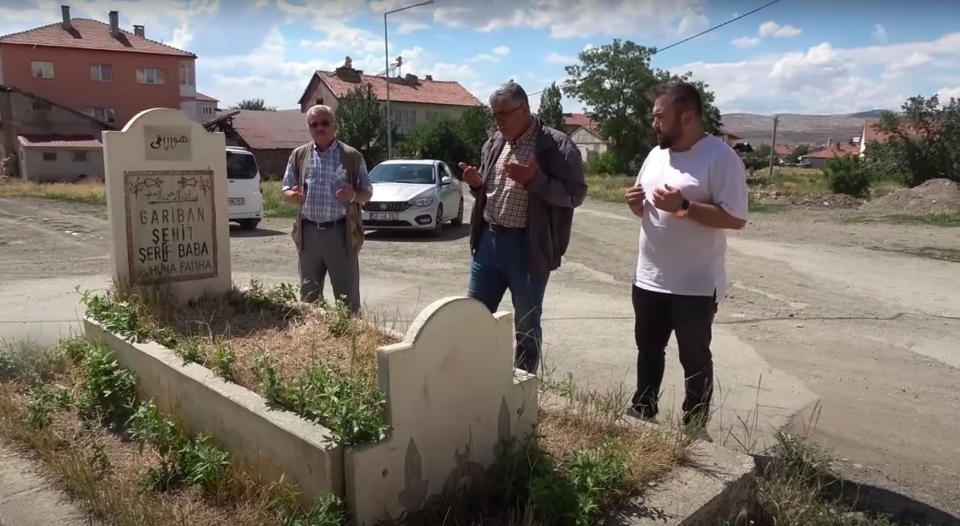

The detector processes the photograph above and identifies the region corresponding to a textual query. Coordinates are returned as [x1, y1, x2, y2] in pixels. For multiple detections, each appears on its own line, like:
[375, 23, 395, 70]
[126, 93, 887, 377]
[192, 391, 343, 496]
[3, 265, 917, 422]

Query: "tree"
[231, 98, 275, 111]
[456, 106, 493, 168]
[396, 119, 469, 171]
[564, 39, 723, 173]
[743, 144, 772, 172]
[336, 85, 387, 168]
[537, 83, 564, 130]
[874, 95, 960, 186]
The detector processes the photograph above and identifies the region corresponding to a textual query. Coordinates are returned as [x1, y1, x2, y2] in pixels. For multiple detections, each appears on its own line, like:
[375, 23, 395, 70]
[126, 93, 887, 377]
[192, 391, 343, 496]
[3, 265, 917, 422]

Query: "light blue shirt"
[282, 141, 372, 223]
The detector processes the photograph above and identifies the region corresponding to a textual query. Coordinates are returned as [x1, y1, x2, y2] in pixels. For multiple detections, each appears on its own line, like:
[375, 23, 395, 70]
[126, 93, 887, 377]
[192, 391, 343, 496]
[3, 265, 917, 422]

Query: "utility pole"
[383, 0, 433, 160]
[768, 115, 779, 178]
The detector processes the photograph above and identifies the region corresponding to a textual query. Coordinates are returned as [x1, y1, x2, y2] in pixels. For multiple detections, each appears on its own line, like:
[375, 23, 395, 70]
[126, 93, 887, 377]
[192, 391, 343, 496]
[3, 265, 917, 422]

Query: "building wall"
[0, 89, 108, 160]
[252, 148, 294, 180]
[18, 146, 104, 182]
[197, 101, 217, 120]
[569, 127, 607, 161]
[0, 43, 192, 127]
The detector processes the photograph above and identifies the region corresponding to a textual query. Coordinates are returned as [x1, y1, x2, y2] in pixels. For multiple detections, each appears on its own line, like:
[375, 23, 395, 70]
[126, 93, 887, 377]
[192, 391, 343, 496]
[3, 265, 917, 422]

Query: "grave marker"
[103, 109, 231, 300]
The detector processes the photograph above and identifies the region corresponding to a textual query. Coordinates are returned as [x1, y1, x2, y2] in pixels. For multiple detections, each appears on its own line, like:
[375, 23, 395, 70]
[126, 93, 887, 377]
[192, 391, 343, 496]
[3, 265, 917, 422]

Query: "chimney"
[61, 5, 71, 29]
[424, 75, 433, 81]
[109, 10, 119, 38]
[133, 25, 144, 37]
[405, 73, 418, 83]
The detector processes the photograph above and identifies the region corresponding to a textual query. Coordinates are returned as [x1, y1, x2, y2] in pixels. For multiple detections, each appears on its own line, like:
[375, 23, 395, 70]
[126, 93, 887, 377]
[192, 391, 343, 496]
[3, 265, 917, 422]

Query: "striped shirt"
[282, 141, 372, 223]
[484, 123, 537, 228]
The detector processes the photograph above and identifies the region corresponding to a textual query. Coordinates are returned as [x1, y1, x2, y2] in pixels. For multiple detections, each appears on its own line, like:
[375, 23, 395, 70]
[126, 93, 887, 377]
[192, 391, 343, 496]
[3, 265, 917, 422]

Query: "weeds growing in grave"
[0, 339, 69, 387]
[326, 296, 354, 338]
[252, 352, 389, 446]
[0, 336, 351, 526]
[209, 340, 236, 381]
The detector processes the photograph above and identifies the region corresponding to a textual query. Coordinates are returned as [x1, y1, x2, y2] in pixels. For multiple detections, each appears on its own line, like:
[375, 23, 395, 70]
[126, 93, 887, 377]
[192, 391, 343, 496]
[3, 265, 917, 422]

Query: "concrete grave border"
[83, 318, 344, 502]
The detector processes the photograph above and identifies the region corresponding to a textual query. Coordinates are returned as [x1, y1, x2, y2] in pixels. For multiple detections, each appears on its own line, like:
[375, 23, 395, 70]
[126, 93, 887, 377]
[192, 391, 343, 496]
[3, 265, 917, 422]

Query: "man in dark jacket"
[459, 81, 587, 374]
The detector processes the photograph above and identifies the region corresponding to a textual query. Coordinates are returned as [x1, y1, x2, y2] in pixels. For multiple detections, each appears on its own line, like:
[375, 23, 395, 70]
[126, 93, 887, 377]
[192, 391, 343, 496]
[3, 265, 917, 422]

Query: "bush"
[823, 156, 871, 198]
[586, 150, 618, 175]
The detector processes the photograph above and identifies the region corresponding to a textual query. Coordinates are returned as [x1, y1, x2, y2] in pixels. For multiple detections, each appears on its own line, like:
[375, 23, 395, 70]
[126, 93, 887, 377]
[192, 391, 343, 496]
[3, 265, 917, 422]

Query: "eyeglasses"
[308, 119, 332, 129]
[493, 104, 525, 120]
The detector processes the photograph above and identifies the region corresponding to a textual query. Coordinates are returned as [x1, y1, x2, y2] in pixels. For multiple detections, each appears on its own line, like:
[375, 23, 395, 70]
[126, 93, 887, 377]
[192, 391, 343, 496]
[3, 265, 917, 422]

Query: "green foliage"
[336, 84, 387, 168]
[1, 340, 68, 387]
[174, 337, 206, 365]
[873, 95, 960, 187]
[267, 479, 346, 526]
[395, 106, 493, 173]
[743, 144, 773, 172]
[537, 82, 565, 130]
[326, 297, 354, 338]
[791, 144, 810, 159]
[58, 336, 92, 363]
[231, 98, 276, 111]
[76, 343, 137, 430]
[586, 150, 619, 175]
[81, 290, 150, 343]
[253, 353, 388, 446]
[564, 39, 722, 173]
[457, 106, 494, 168]
[823, 156, 871, 198]
[24, 385, 72, 428]
[209, 341, 236, 381]
[240, 279, 301, 314]
[488, 439, 629, 526]
[127, 401, 184, 456]
[180, 433, 230, 493]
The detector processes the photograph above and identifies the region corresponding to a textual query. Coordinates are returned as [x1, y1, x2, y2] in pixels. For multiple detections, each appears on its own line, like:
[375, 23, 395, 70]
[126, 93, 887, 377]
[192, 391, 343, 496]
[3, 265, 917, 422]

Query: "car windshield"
[226, 152, 258, 179]
[370, 163, 435, 184]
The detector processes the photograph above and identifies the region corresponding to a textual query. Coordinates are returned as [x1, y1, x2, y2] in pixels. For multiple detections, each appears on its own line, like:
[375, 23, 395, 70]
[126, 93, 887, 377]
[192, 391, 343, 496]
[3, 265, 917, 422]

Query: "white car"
[362, 159, 464, 234]
[225, 146, 264, 230]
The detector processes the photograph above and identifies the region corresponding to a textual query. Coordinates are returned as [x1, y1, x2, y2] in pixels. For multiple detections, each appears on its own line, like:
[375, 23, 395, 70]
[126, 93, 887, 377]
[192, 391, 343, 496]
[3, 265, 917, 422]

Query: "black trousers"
[631, 285, 717, 424]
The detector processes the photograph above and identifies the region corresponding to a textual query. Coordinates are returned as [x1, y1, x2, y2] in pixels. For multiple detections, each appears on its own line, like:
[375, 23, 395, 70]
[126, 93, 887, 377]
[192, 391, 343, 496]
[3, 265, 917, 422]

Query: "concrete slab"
[0, 442, 94, 526]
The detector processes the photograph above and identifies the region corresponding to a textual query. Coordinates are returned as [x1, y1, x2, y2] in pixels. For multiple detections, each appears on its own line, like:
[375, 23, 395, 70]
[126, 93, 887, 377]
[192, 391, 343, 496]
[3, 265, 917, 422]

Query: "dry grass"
[585, 175, 635, 204]
[0, 372, 289, 526]
[0, 180, 106, 205]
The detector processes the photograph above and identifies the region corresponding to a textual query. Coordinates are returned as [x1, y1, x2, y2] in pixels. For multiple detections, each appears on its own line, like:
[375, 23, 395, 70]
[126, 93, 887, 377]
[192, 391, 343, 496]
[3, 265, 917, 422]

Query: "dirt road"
[1, 195, 958, 515]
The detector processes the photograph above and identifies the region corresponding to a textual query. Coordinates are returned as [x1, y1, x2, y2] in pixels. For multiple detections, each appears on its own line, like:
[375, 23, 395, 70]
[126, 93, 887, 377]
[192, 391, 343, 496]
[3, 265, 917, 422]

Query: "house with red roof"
[202, 109, 313, 179]
[799, 140, 861, 169]
[298, 58, 482, 134]
[0, 5, 202, 128]
[562, 113, 607, 161]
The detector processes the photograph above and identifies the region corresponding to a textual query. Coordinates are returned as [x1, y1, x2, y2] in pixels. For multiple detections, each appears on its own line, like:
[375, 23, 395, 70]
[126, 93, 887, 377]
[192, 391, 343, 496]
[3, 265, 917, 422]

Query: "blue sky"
[2, 0, 959, 115]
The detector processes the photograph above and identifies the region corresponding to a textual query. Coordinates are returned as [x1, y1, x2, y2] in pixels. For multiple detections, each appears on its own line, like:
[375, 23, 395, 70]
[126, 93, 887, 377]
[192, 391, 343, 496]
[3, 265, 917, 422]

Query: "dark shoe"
[626, 405, 657, 421]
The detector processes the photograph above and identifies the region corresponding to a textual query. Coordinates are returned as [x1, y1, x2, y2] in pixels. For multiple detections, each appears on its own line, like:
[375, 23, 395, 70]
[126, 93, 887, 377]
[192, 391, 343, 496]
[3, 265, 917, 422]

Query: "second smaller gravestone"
[103, 108, 231, 300]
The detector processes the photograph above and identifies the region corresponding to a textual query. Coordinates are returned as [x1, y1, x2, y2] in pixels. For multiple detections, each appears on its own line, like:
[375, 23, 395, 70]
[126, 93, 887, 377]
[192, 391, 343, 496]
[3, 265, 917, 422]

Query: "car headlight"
[411, 196, 435, 207]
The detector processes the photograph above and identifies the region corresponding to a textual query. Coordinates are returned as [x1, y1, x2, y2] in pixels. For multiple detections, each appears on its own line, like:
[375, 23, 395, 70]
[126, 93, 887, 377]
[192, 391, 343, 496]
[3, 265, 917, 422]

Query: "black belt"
[488, 223, 525, 234]
[302, 217, 346, 228]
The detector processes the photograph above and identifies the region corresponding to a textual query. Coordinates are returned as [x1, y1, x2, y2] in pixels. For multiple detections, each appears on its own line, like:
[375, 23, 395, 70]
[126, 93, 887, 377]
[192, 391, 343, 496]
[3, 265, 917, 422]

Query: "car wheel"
[431, 204, 444, 237]
[450, 197, 464, 226]
[238, 219, 259, 230]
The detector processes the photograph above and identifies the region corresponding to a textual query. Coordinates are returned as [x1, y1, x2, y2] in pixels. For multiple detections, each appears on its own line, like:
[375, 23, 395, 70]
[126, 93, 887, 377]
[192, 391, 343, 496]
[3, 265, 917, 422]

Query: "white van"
[225, 146, 263, 230]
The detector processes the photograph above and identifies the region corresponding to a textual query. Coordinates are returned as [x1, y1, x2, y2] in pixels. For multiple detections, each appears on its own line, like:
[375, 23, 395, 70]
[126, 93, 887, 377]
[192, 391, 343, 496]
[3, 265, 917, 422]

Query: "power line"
[528, 0, 786, 98]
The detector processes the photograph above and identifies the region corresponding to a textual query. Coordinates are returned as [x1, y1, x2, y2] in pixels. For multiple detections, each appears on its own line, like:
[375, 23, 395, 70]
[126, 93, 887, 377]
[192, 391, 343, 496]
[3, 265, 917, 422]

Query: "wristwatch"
[674, 198, 690, 218]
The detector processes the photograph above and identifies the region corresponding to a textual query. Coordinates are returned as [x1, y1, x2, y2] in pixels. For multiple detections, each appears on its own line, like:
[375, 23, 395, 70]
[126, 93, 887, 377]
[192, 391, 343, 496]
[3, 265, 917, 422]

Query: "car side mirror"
[441, 176, 454, 186]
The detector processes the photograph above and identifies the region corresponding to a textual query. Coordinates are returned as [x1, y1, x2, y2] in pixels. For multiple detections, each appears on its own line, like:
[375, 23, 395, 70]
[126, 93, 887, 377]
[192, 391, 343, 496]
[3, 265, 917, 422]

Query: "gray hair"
[306, 104, 337, 123]
[489, 81, 528, 107]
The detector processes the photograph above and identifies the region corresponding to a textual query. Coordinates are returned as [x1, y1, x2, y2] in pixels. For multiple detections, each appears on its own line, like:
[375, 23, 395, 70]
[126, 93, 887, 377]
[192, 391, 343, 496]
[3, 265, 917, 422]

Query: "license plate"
[368, 212, 398, 221]
[228, 197, 244, 205]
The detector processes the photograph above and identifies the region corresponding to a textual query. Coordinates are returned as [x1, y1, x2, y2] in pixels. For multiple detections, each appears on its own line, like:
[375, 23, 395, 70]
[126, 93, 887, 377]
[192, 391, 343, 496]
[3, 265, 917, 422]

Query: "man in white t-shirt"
[624, 82, 748, 429]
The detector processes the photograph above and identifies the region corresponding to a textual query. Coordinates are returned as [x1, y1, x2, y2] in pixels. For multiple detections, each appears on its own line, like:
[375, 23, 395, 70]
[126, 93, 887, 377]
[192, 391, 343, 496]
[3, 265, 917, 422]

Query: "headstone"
[102, 108, 231, 300]
[345, 297, 539, 525]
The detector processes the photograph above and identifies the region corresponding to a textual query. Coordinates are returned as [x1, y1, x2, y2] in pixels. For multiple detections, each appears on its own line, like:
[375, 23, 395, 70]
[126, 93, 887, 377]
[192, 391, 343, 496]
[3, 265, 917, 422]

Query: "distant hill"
[720, 110, 890, 147]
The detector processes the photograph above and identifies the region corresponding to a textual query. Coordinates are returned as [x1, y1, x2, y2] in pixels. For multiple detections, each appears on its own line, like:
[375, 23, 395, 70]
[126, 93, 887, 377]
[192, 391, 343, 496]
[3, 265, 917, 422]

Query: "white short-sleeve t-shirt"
[634, 135, 748, 299]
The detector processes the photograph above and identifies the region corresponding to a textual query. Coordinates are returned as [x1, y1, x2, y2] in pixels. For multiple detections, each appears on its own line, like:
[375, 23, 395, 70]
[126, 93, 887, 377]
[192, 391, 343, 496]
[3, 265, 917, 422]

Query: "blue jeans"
[467, 229, 550, 374]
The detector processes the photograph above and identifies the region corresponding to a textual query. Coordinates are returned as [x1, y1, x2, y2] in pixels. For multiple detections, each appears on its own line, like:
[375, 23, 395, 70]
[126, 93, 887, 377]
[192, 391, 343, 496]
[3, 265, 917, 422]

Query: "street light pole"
[383, 0, 433, 160]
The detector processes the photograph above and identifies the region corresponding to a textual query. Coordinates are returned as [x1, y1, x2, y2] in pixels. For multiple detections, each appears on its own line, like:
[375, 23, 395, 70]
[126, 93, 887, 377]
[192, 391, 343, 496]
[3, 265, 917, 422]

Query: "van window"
[226, 152, 258, 179]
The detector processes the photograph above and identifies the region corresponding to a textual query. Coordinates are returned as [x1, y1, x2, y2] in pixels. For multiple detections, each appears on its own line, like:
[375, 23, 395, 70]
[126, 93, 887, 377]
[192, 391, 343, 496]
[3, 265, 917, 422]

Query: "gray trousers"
[298, 220, 361, 313]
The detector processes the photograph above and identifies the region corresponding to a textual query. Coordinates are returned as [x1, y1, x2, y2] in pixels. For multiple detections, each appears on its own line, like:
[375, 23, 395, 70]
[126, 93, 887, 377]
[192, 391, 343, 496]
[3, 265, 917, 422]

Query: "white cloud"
[758, 21, 802, 38]
[397, 21, 428, 34]
[468, 53, 497, 63]
[883, 51, 935, 79]
[874, 23, 887, 43]
[493, 45, 510, 56]
[731, 36, 760, 48]
[169, 22, 193, 50]
[546, 53, 577, 65]
[432, 0, 707, 39]
[671, 32, 960, 114]
[936, 86, 960, 100]
[299, 21, 383, 55]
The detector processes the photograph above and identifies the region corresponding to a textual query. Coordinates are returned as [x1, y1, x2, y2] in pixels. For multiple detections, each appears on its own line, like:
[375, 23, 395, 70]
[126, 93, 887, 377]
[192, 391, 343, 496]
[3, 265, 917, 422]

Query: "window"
[31, 61, 54, 79]
[425, 111, 441, 122]
[42, 152, 57, 162]
[179, 61, 195, 87]
[32, 100, 52, 111]
[85, 107, 116, 124]
[394, 109, 417, 134]
[201, 106, 216, 116]
[90, 64, 113, 81]
[72, 151, 88, 163]
[136, 67, 166, 85]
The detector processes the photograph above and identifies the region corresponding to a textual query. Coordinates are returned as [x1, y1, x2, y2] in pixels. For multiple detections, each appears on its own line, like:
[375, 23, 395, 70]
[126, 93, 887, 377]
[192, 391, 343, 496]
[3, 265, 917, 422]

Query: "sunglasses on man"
[309, 119, 332, 129]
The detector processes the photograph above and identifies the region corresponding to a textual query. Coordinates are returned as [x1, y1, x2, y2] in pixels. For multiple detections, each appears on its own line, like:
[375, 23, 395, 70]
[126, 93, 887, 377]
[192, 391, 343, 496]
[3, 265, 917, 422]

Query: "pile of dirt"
[752, 190, 864, 209]
[861, 178, 960, 214]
